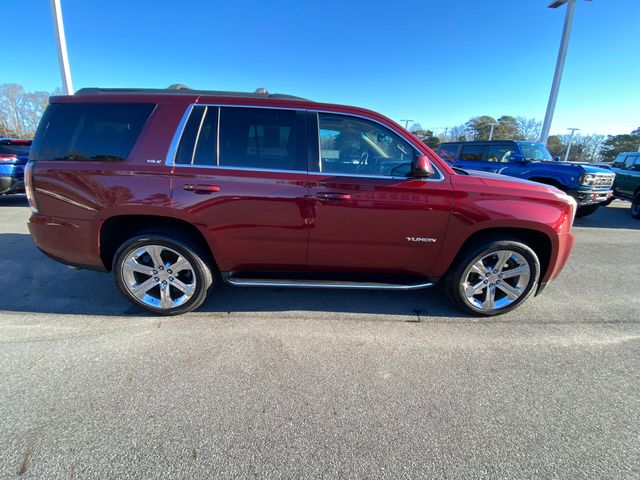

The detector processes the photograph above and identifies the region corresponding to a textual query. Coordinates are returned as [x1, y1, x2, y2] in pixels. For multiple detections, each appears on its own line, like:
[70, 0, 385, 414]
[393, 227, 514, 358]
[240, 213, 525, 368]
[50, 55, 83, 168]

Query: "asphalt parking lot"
[0, 195, 638, 479]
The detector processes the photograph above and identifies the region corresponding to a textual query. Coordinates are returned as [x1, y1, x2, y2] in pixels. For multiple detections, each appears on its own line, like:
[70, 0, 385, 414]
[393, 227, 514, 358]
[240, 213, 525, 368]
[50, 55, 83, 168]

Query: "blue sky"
[4, 0, 639, 135]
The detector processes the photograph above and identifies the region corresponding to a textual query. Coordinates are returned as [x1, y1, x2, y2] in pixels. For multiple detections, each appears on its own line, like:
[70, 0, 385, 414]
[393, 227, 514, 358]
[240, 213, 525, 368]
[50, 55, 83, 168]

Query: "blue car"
[0, 139, 31, 195]
[437, 140, 615, 217]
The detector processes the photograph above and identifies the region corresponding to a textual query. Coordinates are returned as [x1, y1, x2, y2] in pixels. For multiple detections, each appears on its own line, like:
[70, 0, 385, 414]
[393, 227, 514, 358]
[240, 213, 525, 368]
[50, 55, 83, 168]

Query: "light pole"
[488, 122, 499, 141]
[539, 0, 592, 144]
[400, 119, 414, 130]
[564, 127, 580, 161]
[50, 0, 74, 94]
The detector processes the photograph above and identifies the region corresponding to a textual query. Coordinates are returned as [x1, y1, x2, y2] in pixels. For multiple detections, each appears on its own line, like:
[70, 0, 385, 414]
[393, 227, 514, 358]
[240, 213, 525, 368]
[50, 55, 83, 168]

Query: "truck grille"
[591, 174, 615, 188]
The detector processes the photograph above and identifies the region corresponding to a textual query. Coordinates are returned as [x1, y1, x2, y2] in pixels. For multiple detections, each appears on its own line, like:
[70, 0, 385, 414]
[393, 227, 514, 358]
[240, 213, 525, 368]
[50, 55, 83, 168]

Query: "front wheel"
[445, 240, 540, 316]
[113, 235, 213, 315]
[631, 192, 640, 220]
[575, 204, 599, 218]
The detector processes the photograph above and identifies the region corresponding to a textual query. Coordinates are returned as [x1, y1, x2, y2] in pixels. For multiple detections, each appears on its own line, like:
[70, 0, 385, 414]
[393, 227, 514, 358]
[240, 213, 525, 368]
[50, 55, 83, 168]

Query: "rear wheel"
[445, 240, 540, 316]
[113, 234, 213, 315]
[575, 204, 599, 218]
[631, 192, 640, 220]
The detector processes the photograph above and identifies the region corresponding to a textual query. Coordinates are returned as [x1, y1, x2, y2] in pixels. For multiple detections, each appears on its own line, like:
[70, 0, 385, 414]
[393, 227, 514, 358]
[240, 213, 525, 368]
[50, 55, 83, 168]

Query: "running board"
[223, 277, 434, 291]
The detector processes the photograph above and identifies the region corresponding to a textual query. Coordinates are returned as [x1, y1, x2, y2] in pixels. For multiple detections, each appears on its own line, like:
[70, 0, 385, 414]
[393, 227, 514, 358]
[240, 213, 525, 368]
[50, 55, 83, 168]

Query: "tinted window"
[219, 108, 301, 171]
[438, 144, 458, 162]
[487, 145, 514, 163]
[30, 103, 154, 162]
[518, 143, 553, 161]
[624, 155, 639, 170]
[318, 113, 415, 177]
[174, 106, 218, 166]
[631, 156, 640, 171]
[460, 145, 485, 161]
[0, 143, 30, 157]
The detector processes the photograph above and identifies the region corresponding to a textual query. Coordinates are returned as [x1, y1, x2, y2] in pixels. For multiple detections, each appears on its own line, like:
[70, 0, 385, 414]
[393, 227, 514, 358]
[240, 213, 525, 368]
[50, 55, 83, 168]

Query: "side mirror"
[413, 155, 435, 178]
[509, 153, 525, 162]
[554, 156, 561, 162]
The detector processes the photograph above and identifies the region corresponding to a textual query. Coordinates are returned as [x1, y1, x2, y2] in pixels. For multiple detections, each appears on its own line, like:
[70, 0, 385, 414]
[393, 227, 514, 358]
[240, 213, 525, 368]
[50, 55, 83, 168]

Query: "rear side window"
[174, 106, 218, 166]
[460, 145, 485, 161]
[0, 142, 31, 157]
[218, 107, 302, 171]
[30, 103, 155, 162]
[438, 144, 459, 162]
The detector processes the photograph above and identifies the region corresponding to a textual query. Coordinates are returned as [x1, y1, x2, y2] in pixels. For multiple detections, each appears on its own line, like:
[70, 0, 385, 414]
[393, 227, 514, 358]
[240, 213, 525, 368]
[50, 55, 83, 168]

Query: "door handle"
[316, 192, 351, 201]
[183, 184, 221, 194]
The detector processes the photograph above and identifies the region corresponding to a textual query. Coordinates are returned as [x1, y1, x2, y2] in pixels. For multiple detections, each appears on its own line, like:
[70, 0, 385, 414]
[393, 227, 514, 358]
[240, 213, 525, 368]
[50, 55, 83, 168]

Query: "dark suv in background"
[26, 87, 577, 317]
[437, 140, 614, 217]
[0, 138, 31, 195]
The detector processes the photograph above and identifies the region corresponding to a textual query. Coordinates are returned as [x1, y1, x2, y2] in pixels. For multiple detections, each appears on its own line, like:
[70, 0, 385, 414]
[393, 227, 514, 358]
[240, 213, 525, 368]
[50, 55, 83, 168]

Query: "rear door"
[170, 105, 309, 272]
[306, 111, 451, 276]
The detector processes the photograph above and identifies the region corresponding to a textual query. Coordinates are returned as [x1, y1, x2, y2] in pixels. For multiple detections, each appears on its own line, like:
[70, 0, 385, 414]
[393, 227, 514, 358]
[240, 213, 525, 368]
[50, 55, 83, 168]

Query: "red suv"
[26, 87, 576, 316]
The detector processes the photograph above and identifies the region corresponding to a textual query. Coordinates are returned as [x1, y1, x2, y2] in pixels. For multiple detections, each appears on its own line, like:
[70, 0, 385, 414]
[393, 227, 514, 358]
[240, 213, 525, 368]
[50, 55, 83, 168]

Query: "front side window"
[519, 143, 553, 161]
[460, 145, 485, 161]
[487, 145, 514, 163]
[624, 155, 640, 170]
[30, 103, 155, 162]
[318, 113, 415, 177]
[218, 107, 301, 171]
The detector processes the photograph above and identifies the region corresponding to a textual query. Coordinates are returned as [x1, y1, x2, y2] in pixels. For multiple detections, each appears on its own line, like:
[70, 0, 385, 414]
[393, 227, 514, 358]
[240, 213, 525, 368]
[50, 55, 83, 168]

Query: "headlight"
[580, 174, 596, 186]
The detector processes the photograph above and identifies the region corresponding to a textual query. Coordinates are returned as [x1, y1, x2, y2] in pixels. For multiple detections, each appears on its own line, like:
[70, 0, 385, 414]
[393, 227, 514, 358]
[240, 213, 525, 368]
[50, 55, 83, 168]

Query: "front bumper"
[567, 189, 613, 206]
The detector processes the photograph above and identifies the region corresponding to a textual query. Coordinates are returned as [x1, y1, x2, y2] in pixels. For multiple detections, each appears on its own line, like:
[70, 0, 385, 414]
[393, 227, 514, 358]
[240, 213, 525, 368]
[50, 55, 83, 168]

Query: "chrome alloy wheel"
[461, 250, 531, 313]
[121, 245, 196, 310]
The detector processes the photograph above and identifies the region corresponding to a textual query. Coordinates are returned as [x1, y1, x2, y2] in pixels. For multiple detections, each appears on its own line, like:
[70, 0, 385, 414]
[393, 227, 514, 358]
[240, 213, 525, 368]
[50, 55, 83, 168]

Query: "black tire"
[444, 239, 540, 316]
[631, 192, 640, 220]
[113, 234, 213, 315]
[575, 204, 599, 218]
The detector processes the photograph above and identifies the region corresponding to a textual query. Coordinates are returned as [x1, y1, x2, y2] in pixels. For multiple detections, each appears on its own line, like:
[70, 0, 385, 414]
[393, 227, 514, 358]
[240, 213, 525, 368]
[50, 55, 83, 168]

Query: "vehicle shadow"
[0, 194, 28, 207]
[573, 201, 639, 230]
[0, 233, 465, 319]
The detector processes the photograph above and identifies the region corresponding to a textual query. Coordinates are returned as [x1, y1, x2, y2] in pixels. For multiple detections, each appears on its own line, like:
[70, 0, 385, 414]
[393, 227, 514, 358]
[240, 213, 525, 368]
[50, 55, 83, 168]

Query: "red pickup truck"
[26, 87, 576, 316]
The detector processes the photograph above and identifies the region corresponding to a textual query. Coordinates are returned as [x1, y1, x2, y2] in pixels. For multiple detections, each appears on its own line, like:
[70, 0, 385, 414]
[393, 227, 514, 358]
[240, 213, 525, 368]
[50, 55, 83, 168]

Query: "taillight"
[24, 162, 38, 214]
[0, 154, 18, 163]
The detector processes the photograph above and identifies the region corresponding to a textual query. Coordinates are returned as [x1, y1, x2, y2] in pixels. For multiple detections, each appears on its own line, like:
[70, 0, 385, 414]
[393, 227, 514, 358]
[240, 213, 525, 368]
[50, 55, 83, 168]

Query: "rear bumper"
[28, 214, 106, 271]
[567, 188, 613, 206]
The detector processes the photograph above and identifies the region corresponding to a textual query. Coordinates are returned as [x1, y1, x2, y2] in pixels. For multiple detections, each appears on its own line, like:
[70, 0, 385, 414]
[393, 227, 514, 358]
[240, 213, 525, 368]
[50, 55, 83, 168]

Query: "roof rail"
[74, 86, 310, 101]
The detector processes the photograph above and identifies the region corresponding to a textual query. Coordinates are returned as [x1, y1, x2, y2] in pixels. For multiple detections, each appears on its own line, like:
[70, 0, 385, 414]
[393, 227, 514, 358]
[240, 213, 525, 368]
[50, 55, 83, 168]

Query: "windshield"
[518, 142, 553, 161]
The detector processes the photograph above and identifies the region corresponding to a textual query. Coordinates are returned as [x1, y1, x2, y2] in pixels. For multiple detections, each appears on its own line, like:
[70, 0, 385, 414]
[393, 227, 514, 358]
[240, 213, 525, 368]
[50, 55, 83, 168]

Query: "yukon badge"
[406, 236, 437, 243]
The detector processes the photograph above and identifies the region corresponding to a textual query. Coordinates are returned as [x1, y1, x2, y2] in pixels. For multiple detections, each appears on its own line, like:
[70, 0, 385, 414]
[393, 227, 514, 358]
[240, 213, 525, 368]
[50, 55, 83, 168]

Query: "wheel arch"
[527, 176, 567, 190]
[99, 214, 217, 272]
[446, 227, 553, 283]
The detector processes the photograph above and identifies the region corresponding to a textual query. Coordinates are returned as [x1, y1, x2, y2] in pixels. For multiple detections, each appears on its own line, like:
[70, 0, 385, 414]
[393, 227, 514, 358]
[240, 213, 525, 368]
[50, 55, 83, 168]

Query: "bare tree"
[516, 117, 542, 141]
[0, 83, 53, 138]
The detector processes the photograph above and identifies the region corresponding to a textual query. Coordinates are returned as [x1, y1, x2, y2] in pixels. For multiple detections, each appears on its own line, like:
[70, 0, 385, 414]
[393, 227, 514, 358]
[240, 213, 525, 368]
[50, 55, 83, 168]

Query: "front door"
[306, 112, 452, 276]
[170, 105, 309, 272]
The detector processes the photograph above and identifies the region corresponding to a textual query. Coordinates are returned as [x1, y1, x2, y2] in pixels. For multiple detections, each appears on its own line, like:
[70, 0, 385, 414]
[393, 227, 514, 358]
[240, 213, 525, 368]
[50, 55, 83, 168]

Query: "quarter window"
[318, 113, 415, 177]
[30, 103, 155, 162]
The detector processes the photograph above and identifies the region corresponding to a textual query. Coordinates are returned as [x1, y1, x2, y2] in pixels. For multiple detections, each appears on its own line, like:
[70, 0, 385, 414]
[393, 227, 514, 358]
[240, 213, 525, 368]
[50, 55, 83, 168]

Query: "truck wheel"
[631, 193, 640, 220]
[113, 234, 213, 315]
[575, 204, 599, 218]
[445, 239, 540, 316]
